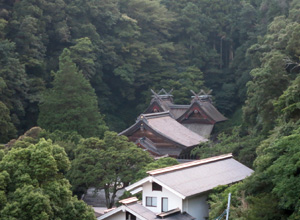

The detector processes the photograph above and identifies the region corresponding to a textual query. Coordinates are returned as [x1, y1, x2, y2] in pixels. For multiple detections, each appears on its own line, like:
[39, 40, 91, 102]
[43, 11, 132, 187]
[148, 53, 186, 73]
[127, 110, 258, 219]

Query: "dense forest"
[0, 0, 300, 219]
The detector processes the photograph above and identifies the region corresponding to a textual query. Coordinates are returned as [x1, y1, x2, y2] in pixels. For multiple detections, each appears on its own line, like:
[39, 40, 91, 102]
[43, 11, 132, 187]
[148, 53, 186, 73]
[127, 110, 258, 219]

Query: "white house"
[98, 153, 253, 220]
[98, 197, 195, 220]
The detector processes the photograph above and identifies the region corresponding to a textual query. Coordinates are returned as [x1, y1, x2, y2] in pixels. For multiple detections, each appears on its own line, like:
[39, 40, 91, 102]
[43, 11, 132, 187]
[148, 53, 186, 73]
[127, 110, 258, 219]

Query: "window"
[162, 197, 168, 212]
[152, 182, 162, 191]
[146, 197, 157, 207]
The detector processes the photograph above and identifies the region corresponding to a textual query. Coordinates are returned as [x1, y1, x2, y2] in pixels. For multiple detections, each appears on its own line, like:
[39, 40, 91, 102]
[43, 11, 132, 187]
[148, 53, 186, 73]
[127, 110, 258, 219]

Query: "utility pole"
[214, 193, 231, 220]
[226, 193, 231, 220]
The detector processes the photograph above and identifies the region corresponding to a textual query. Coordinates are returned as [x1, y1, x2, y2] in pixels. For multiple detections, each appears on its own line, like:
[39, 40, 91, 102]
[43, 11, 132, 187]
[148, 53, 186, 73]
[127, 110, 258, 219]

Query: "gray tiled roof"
[145, 113, 207, 147]
[127, 203, 195, 220]
[181, 123, 214, 138]
[153, 158, 253, 197]
[136, 137, 161, 155]
[127, 203, 157, 220]
[119, 112, 207, 148]
[197, 101, 227, 122]
[169, 105, 190, 119]
[99, 203, 195, 220]
[166, 212, 195, 220]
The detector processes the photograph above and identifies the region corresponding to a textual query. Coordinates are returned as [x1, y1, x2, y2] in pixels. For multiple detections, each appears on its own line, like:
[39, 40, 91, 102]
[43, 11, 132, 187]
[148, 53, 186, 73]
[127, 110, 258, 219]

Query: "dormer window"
[152, 182, 162, 191]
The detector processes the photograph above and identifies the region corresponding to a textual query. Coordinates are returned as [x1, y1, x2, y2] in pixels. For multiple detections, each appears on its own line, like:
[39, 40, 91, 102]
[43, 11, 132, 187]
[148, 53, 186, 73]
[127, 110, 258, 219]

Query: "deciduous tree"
[67, 131, 152, 208]
[0, 138, 95, 220]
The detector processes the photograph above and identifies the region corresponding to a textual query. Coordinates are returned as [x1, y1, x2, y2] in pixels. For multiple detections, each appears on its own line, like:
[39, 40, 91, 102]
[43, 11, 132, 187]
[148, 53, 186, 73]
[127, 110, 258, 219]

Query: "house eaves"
[98, 205, 149, 220]
[125, 176, 186, 200]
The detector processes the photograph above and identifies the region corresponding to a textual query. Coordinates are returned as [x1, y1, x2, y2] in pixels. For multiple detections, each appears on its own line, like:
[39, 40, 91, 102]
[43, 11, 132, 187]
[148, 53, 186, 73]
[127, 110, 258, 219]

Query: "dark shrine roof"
[195, 101, 227, 122]
[119, 112, 207, 147]
[177, 100, 227, 123]
[144, 89, 227, 122]
[135, 137, 162, 156]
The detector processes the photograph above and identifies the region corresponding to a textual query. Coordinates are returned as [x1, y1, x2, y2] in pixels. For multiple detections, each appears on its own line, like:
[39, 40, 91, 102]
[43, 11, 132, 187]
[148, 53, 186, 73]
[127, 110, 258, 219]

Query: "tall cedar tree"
[0, 101, 16, 143]
[38, 48, 107, 138]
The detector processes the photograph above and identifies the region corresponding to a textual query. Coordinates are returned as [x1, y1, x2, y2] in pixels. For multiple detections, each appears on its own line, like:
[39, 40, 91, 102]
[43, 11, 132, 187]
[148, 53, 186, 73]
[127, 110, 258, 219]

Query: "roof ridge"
[169, 104, 190, 108]
[147, 153, 233, 175]
[118, 197, 138, 205]
[157, 207, 181, 217]
[140, 111, 170, 119]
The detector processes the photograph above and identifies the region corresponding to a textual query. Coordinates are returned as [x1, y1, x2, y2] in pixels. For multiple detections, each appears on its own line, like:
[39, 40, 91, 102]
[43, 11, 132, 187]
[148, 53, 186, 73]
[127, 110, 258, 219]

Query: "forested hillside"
[0, 0, 300, 219]
[2, 0, 294, 136]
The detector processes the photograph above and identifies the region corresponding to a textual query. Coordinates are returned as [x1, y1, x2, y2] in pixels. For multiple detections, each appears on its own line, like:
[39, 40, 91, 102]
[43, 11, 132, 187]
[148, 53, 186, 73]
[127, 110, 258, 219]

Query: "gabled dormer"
[173, 90, 227, 138]
[177, 101, 216, 125]
[144, 89, 174, 114]
[177, 90, 227, 125]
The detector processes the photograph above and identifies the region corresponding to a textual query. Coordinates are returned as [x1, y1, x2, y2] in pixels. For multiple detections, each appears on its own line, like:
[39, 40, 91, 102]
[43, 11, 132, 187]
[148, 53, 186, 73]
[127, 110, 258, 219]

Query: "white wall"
[183, 193, 209, 220]
[99, 210, 143, 220]
[142, 181, 182, 213]
[101, 211, 125, 220]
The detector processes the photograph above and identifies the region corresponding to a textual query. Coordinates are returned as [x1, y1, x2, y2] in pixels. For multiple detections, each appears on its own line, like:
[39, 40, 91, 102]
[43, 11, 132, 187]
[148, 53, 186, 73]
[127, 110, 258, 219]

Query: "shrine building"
[119, 89, 227, 158]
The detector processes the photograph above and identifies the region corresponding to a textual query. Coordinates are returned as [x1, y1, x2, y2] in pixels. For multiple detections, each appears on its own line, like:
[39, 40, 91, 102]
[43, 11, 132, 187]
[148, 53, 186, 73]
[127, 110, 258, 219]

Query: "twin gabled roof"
[126, 154, 253, 198]
[144, 89, 227, 123]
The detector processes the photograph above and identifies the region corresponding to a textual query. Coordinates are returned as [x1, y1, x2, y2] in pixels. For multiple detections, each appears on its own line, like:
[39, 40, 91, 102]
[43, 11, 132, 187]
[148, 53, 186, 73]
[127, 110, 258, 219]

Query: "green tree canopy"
[38, 48, 107, 138]
[242, 15, 300, 134]
[0, 101, 16, 143]
[0, 39, 28, 131]
[67, 131, 152, 208]
[274, 74, 300, 122]
[160, 65, 204, 104]
[70, 37, 97, 80]
[208, 122, 300, 220]
[133, 157, 179, 183]
[0, 138, 95, 220]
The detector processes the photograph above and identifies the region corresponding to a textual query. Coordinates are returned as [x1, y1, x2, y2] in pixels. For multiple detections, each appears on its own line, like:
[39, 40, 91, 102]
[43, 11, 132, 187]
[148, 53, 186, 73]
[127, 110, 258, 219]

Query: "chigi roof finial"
[151, 88, 174, 102]
[190, 89, 213, 103]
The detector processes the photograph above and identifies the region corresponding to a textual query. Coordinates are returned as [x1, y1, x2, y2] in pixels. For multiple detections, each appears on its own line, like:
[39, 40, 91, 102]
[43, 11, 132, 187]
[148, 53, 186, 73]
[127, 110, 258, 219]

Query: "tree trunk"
[109, 184, 118, 208]
[229, 42, 234, 65]
[104, 181, 119, 208]
[104, 185, 111, 208]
